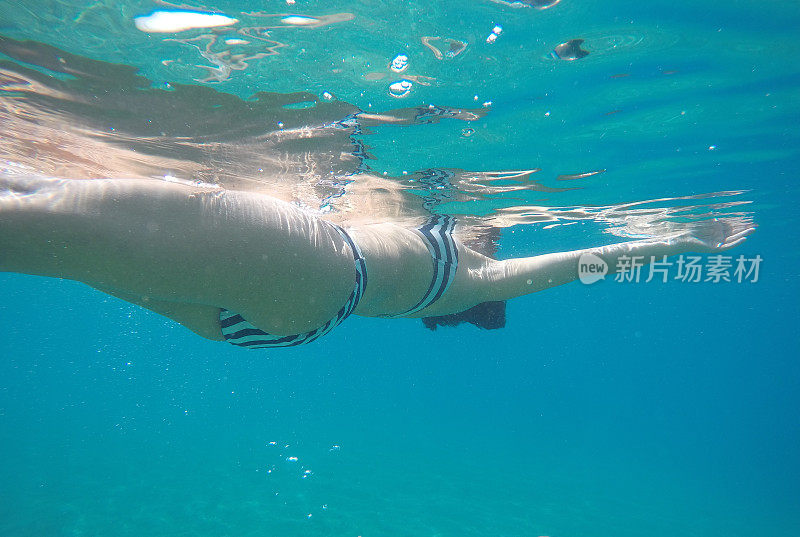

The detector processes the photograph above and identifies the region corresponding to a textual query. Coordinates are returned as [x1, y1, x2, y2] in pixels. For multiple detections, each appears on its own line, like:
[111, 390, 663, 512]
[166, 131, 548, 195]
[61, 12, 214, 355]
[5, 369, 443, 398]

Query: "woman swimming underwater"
[0, 174, 753, 348]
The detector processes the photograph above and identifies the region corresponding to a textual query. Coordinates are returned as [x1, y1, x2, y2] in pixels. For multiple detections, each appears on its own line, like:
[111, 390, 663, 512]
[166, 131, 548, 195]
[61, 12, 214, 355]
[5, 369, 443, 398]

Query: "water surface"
[0, 1, 798, 535]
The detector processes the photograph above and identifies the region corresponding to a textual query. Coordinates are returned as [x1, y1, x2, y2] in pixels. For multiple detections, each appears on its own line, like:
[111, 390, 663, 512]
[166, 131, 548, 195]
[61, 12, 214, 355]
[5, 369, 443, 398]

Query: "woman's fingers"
[725, 225, 755, 244]
[685, 219, 755, 252]
[719, 224, 755, 250]
[724, 236, 748, 249]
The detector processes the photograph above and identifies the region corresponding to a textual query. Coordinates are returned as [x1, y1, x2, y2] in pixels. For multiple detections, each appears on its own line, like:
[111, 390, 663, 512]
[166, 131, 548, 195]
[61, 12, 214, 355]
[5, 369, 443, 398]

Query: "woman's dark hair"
[421, 224, 507, 331]
[422, 300, 506, 331]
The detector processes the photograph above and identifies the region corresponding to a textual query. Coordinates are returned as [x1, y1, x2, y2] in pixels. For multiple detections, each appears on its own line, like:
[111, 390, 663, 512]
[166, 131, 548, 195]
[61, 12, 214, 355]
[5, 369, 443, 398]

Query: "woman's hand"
[678, 218, 755, 254]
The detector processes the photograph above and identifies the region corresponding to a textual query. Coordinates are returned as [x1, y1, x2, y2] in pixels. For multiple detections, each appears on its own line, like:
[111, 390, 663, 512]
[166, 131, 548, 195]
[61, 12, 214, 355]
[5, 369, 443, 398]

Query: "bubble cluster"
[389, 79, 413, 98]
[486, 25, 503, 44]
[390, 54, 409, 73]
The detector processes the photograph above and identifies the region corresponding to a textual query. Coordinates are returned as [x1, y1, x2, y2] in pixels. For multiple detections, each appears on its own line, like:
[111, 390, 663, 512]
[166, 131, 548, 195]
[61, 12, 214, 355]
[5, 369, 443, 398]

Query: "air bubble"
[390, 54, 409, 73]
[281, 16, 318, 26]
[486, 25, 503, 44]
[388, 79, 413, 98]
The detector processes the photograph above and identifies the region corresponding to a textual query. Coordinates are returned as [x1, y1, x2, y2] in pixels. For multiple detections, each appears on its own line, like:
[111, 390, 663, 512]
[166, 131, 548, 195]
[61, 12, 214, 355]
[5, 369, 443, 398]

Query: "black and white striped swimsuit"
[220, 224, 367, 349]
[382, 214, 459, 318]
[220, 215, 458, 348]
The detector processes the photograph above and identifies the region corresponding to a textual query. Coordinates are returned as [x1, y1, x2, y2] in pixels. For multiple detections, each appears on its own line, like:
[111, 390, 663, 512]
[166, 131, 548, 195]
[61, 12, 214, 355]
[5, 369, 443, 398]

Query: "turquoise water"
[1, 1, 799, 536]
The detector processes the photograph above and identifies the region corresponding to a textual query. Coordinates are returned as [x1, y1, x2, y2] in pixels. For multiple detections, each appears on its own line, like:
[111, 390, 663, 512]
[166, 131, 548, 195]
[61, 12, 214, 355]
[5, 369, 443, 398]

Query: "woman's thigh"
[1, 173, 356, 333]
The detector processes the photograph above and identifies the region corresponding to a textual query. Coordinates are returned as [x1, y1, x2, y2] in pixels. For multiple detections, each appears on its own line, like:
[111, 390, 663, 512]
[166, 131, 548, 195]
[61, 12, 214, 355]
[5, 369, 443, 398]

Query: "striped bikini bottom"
[220, 215, 458, 349]
[219, 224, 367, 349]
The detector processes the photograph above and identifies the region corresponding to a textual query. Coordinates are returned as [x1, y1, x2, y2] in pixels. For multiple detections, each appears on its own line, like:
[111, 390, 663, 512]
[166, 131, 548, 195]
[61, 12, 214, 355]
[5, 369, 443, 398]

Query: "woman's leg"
[0, 173, 232, 297]
[0, 172, 357, 335]
[90, 284, 225, 341]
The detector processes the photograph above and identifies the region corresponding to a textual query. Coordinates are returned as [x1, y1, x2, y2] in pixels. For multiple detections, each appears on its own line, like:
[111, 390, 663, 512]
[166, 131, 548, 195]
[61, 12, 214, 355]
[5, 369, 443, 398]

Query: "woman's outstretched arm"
[471, 220, 754, 304]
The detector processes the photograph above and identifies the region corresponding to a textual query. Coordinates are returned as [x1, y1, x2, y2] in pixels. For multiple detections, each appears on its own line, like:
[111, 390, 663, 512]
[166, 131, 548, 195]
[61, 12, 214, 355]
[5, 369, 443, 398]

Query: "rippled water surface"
[1, 1, 798, 536]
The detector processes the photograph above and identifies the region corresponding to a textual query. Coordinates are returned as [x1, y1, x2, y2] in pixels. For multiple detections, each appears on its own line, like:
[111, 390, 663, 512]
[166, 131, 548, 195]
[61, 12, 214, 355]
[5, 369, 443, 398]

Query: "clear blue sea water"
[1, 1, 799, 536]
